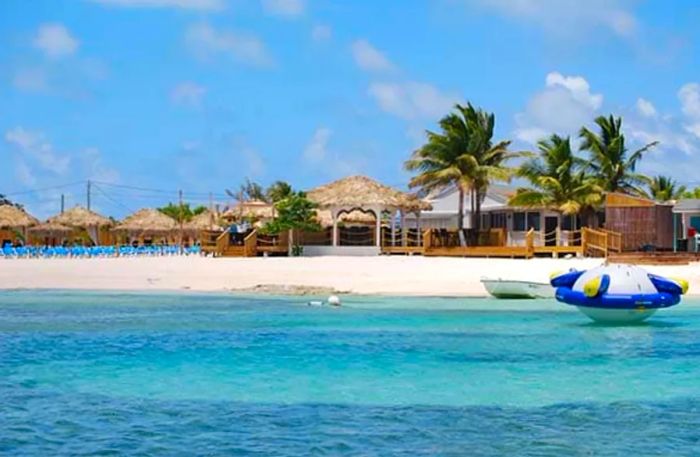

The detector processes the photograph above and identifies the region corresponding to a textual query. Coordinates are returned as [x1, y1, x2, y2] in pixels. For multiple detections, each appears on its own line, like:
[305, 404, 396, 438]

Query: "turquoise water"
[2, 290, 700, 455]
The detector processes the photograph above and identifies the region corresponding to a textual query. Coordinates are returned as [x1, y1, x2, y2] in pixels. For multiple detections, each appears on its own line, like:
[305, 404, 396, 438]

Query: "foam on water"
[2, 290, 700, 455]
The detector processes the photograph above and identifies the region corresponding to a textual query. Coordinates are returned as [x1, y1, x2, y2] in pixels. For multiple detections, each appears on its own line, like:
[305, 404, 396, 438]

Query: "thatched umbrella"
[184, 210, 223, 232]
[113, 208, 178, 237]
[222, 200, 274, 222]
[49, 205, 112, 228]
[28, 222, 73, 243]
[0, 205, 38, 229]
[48, 205, 113, 245]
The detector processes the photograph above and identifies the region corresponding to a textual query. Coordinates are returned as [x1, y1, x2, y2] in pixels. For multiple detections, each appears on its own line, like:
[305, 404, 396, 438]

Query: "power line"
[4, 181, 85, 196]
[91, 183, 135, 214]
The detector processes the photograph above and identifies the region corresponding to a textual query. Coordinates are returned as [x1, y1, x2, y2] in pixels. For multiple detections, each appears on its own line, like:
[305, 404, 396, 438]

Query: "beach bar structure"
[29, 205, 114, 246]
[112, 208, 179, 245]
[304, 175, 431, 256]
[0, 205, 38, 246]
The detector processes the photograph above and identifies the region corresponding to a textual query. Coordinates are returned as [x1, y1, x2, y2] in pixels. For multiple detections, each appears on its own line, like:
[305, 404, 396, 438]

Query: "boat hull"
[481, 280, 554, 299]
[576, 306, 657, 323]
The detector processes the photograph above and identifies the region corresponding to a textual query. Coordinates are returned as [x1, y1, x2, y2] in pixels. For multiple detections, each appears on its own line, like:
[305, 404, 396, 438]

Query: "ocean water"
[2, 290, 700, 456]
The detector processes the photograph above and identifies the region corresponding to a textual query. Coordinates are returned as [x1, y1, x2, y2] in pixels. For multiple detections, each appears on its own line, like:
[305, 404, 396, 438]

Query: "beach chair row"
[0, 245, 202, 258]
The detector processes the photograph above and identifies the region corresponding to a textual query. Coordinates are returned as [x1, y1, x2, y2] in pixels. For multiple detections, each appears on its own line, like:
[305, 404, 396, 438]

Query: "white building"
[406, 185, 582, 247]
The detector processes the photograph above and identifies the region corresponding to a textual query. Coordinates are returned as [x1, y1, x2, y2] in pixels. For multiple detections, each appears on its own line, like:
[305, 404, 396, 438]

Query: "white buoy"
[327, 295, 341, 306]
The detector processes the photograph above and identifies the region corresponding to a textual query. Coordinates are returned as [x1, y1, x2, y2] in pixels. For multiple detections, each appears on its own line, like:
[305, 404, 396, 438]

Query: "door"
[544, 216, 558, 246]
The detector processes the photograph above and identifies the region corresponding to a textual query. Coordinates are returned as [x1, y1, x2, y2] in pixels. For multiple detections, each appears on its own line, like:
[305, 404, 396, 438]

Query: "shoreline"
[1, 256, 700, 297]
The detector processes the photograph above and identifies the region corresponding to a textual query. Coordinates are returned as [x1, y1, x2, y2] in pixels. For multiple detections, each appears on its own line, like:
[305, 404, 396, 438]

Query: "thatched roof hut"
[222, 200, 274, 221]
[113, 208, 178, 234]
[27, 221, 73, 235]
[315, 209, 377, 227]
[48, 205, 112, 228]
[0, 205, 38, 229]
[307, 175, 431, 212]
[184, 210, 223, 232]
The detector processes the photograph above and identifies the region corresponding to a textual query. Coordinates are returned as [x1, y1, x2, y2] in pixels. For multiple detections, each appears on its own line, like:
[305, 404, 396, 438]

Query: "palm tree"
[405, 103, 514, 231]
[266, 181, 293, 203]
[646, 175, 686, 202]
[579, 115, 657, 195]
[509, 134, 602, 226]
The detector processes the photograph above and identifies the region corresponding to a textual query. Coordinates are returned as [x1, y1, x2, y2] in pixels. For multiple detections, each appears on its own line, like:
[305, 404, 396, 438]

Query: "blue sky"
[2, 0, 700, 217]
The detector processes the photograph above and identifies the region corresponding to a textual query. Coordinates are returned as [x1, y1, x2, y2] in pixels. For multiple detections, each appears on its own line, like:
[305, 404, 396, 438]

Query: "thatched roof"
[184, 210, 223, 231]
[316, 209, 378, 227]
[48, 205, 112, 228]
[222, 200, 274, 221]
[113, 208, 178, 233]
[0, 205, 38, 229]
[27, 222, 73, 234]
[307, 175, 432, 211]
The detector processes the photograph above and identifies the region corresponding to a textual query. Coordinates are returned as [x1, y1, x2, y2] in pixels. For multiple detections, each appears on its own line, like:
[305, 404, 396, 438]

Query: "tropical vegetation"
[405, 103, 515, 231]
[263, 190, 320, 255]
[509, 134, 602, 226]
[158, 202, 207, 222]
[645, 176, 686, 202]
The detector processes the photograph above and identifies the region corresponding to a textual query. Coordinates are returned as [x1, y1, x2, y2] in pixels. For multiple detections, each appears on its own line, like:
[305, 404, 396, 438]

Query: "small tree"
[263, 191, 320, 256]
[158, 203, 206, 222]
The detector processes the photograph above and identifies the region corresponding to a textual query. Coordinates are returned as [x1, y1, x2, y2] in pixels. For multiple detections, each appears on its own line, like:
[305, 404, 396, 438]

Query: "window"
[527, 212, 541, 231]
[490, 212, 507, 229]
[561, 215, 580, 231]
[513, 212, 526, 231]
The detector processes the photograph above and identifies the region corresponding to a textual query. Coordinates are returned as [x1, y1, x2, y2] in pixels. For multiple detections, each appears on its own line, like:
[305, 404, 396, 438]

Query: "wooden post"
[375, 207, 382, 247]
[332, 209, 339, 247]
[400, 210, 407, 247]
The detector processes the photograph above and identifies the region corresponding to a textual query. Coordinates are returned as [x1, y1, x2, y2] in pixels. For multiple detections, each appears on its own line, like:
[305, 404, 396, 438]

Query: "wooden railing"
[601, 228, 622, 253]
[525, 228, 535, 255]
[215, 230, 230, 256]
[581, 227, 622, 257]
[244, 230, 258, 257]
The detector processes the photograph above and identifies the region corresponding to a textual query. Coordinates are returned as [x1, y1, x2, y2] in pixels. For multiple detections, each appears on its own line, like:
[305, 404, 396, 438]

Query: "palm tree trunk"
[457, 188, 464, 230]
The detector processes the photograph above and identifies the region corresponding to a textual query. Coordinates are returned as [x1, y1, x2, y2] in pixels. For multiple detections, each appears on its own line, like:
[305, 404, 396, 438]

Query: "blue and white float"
[550, 264, 688, 323]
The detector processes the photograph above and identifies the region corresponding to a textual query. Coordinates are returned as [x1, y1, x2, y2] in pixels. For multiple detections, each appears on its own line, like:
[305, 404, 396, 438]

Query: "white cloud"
[303, 128, 332, 163]
[81, 148, 120, 183]
[5, 127, 71, 175]
[242, 147, 265, 177]
[368, 81, 458, 120]
[13, 68, 49, 93]
[468, 0, 637, 38]
[351, 40, 395, 73]
[311, 24, 332, 42]
[514, 72, 603, 144]
[185, 22, 274, 68]
[636, 98, 657, 118]
[171, 81, 206, 108]
[261, 0, 305, 17]
[15, 160, 37, 187]
[299, 128, 367, 177]
[33, 23, 79, 59]
[679, 83, 700, 119]
[89, 0, 225, 10]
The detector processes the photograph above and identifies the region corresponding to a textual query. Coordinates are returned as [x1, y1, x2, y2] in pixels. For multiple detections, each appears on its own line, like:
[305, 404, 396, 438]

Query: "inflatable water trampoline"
[550, 264, 688, 323]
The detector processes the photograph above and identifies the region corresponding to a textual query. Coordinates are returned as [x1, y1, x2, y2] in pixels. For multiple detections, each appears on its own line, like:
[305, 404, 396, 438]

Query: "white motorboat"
[481, 278, 554, 299]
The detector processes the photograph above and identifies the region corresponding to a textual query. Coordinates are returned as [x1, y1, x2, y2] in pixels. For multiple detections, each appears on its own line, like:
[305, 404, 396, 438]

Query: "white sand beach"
[1, 256, 699, 297]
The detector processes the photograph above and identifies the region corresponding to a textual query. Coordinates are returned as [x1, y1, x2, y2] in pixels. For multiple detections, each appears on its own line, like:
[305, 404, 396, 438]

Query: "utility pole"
[86, 180, 92, 210]
[60, 194, 65, 214]
[209, 192, 214, 230]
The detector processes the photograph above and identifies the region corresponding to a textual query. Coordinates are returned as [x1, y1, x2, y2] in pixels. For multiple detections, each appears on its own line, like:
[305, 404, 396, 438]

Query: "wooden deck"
[200, 229, 289, 257]
[608, 252, 700, 265]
